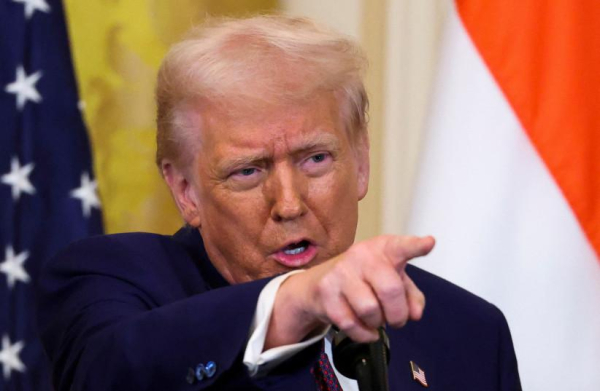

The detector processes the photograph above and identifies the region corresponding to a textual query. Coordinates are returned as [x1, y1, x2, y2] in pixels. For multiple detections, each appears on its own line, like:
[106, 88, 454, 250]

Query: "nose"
[268, 164, 307, 222]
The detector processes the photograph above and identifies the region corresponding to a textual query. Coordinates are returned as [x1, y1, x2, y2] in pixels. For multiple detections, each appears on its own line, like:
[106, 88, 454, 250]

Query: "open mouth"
[273, 239, 317, 267]
[282, 240, 311, 255]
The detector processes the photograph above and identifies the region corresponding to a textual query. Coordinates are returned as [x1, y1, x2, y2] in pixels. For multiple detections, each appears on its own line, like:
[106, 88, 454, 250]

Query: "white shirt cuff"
[243, 270, 330, 377]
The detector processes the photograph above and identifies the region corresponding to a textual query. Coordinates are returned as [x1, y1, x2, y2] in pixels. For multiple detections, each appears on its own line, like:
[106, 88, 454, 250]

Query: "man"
[37, 15, 521, 390]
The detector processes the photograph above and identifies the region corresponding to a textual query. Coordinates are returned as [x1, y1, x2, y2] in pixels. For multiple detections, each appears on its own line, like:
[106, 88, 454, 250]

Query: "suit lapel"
[388, 324, 436, 390]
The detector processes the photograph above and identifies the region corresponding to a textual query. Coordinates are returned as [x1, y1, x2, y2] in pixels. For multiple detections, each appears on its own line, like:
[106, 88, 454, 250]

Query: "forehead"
[197, 92, 347, 154]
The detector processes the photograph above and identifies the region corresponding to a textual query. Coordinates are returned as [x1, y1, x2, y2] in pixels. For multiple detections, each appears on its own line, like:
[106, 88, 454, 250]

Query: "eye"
[311, 153, 327, 163]
[228, 166, 263, 190]
[229, 166, 259, 178]
[302, 152, 332, 176]
[239, 167, 256, 176]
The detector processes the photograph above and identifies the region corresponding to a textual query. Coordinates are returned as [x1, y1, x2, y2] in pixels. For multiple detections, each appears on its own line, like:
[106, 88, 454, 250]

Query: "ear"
[161, 161, 202, 227]
[354, 131, 370, 200]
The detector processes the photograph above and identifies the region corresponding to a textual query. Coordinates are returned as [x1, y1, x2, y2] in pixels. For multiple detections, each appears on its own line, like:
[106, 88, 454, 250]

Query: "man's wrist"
[243, 270, 328, 377]
[265, 271, 327, 350]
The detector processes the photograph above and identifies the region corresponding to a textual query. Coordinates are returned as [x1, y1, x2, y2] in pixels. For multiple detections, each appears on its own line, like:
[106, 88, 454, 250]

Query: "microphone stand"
[332, 327, 390, 391]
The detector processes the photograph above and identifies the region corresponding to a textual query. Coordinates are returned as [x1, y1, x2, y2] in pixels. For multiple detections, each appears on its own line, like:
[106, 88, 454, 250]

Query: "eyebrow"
[219, 154, 270, 174]
[218, 133, 341, 174]
[294, 133, 340, 153]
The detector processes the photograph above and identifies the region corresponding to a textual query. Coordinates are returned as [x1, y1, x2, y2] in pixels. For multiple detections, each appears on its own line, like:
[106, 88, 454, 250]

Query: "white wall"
[280, 0, 363, 39]
[381, 0, 449, 234]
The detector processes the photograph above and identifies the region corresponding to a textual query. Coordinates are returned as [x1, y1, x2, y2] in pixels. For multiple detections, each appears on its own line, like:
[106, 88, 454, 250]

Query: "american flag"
[0, 0, 103, 389]
[410, 360, 429, 388]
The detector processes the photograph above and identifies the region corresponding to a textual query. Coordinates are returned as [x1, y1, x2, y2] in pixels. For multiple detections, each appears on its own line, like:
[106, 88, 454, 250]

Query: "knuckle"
[378, 284, 404, 302]
[333, 262, 352, 279]
[329, 256, 354, 279]
[336, 317, 358, 332]
[315, 281, 328, 298]
[318, 275, 337, 294]
[384, 236, 406, 258]
[325, 307, 345, 325]
[384, 235, 422, 260]
[315, 281, 336, 303]
[356, 300, 380, 319]
[340, 248, 370, 270]
[386, 303, 409, 327]
[318, 274, 332, 290]
[347, 242, 372, 263]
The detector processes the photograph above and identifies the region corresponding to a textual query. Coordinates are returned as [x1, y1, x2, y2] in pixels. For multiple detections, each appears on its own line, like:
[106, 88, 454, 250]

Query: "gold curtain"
[64, 0, 278, 234]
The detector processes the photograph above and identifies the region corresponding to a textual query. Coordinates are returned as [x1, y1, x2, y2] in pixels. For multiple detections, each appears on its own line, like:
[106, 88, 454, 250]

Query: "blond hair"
[155, 15, 369, 168]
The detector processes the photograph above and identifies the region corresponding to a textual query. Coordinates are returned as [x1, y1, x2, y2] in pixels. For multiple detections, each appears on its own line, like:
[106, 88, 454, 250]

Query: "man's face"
[168, 92, 369, 283]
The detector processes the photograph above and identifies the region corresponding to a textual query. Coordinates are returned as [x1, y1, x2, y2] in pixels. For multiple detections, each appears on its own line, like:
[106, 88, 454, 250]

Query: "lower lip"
[273, 244, 318, 268]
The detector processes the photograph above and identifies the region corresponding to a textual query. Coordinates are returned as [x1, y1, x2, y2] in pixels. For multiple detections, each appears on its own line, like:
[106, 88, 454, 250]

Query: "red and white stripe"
[413, 369, 427, 387]
[407, 1, 600, 390]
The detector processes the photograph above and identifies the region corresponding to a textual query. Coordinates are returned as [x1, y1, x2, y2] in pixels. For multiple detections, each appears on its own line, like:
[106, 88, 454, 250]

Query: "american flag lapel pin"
[410, 361, 429, 387]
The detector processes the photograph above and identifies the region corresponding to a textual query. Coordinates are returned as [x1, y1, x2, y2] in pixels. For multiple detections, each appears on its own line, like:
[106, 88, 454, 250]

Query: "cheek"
[308, 166, 359, 234]
[203, 188, 269, 233]
[199, 190, 274, 278]
[313, 161, 359, 204]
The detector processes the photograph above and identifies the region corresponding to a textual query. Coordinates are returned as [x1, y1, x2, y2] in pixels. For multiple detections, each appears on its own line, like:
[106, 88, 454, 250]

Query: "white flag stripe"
[408, 5, 600, 391]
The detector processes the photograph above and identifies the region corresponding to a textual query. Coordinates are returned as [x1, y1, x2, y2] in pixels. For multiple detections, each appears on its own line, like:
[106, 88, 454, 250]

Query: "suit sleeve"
[35, 235, 273, 391]
[496, 309, 522, 391]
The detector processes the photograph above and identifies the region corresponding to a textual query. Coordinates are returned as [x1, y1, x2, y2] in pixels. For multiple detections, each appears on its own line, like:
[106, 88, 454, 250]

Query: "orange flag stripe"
[456, 0, 600, 259]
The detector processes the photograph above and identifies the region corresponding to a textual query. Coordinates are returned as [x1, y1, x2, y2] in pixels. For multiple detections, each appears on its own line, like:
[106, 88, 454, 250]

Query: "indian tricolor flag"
[408, 1, 600, 390]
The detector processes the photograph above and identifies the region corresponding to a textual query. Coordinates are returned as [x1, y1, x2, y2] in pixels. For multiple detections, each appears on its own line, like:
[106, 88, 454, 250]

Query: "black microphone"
[331, 327, 390, 391]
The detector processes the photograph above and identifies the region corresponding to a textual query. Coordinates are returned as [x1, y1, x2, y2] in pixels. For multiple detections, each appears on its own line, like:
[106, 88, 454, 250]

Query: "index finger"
[383, 235, 435, 269]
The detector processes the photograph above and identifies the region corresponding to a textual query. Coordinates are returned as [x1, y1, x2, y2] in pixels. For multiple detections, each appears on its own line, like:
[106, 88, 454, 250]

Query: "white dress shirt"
[243, 271, 359, 390]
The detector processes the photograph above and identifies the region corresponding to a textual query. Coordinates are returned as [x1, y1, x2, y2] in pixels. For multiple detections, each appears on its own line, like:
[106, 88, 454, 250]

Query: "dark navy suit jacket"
[36, 227, 521, 390]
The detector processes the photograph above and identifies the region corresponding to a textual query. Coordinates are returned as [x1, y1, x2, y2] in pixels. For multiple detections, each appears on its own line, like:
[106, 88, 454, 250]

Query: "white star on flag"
[1, 157, 35, 201]
[0, 335, 26, 380]
[70, 172, 101, 218]
[4, 65, 43, 110]
[0, 246, 30, 290]
[12, 0, 51, 19]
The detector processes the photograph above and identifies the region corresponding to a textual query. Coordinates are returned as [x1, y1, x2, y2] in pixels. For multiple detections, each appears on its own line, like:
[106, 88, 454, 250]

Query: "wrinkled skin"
[162, 91, 433, 346]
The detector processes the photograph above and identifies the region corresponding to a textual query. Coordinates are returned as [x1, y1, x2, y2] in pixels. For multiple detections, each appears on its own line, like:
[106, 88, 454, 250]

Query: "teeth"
[284, 245, 306, 255]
